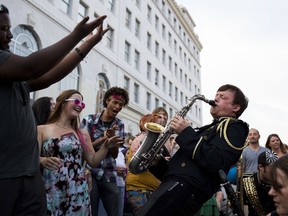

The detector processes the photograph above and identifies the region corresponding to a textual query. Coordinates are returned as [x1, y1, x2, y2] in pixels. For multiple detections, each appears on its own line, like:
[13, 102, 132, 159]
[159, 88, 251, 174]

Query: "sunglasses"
[65, 98, 85, 109]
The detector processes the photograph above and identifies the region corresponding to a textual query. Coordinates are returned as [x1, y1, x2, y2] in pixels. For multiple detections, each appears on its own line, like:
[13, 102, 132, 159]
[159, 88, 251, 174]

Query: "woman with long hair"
[37, 89, 122, 215]
[265, 134, 287, 158]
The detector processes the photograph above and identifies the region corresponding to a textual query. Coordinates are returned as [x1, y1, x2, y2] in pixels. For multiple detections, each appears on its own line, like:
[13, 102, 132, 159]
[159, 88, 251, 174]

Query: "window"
[175, 87, 178, 101]
[59, 67, 80, 91]
[59, 0, 71, 14]
[11, 25, 40, 101]
[155, 41, 159, 58]
[134, 83, 139, 103]
[180, 69, 183, 83]
[124, 41, 131, 63]
[147, 5, 152, 22]
[179, 46, 182, 59]
[173, 17, 177, 28]
[78, 2, 88, 22]
[108, 0, 115, 13]
[146, 61, 151, 80]
[134, 50, 140, 71]
[146, 92, 151, 110]
[168, 9, 171, 22]
[155, 15, 159, 31]
[162, 49, 166, 65]
[162, 0, 166, 13]
[185, 74, 187, 87]
[135, 19, 141, 38]
[189, 79, 192, 91]
[155, 98, 159, 108]
[180, 91, 183, 105]
[169, 81, 172, 97]
[125, 8, 132, 29]
[155, 68, 159, 86]
[174, 40, 177, 53]
[162, 24, 166, 39]
[147, 32, 151, 50]
[168, 32, 172, 47]
[168, 56, 172, 72]
[162, 75, 166, 92]
[106, 25, 114, 49]
[188, 58, 191, 71]
[124, 76, 130, 92]
[174, 63, 178, 78]
[169, 108, 173, 119]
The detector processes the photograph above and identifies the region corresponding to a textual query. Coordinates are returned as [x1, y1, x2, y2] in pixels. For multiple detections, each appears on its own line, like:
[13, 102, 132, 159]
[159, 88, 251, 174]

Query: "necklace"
[55, 123, 72, 130]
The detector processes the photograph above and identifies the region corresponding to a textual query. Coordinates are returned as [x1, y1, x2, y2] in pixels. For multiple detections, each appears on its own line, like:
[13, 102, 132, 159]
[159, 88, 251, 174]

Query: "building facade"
[3, 0, 204, 135]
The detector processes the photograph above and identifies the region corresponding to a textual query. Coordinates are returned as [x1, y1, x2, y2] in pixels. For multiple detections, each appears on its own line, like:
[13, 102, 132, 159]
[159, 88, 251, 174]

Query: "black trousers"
[138, 178, 209, 216]
[0, 171, 47, 216]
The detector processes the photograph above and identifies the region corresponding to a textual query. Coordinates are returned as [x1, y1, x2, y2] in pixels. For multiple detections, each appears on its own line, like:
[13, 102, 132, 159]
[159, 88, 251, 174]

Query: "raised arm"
[0, 15, 107, 82]
[29, 19, 110, 91]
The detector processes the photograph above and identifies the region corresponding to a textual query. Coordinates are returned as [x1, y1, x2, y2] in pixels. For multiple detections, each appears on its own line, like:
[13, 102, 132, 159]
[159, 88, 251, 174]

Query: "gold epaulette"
[243, 176, 266, 216]
[216, 118, 248, 151]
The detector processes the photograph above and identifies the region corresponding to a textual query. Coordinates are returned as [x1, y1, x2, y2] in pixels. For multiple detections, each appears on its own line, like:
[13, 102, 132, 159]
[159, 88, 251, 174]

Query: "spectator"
[0, 4, 109, 215]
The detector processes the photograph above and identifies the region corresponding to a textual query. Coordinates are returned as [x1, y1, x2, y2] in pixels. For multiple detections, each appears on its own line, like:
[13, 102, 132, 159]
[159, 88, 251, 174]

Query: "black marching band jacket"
[151, 117, 249, 200]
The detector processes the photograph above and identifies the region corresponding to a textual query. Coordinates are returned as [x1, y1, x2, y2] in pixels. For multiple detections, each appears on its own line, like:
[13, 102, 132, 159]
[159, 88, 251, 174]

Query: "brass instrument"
[129, 94, 215, 174]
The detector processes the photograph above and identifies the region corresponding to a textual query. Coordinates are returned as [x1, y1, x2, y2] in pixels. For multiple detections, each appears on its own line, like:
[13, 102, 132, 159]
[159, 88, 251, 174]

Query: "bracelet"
[75, 47, 85, 60]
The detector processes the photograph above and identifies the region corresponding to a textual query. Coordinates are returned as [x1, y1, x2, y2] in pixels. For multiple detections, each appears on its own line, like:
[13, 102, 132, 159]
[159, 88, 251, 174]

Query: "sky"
[176, 0, 288, 146]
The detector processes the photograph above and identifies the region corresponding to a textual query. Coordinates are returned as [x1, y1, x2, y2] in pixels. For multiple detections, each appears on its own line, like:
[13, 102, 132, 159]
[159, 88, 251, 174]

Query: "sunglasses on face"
[65, 98, 85, 109]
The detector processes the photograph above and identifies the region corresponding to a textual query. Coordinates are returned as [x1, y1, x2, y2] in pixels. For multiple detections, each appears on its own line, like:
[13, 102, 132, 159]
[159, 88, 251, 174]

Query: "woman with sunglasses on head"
[37, 89, 123, 215]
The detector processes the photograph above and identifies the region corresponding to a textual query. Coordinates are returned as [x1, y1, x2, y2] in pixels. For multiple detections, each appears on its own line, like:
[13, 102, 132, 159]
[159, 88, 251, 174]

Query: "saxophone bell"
[129, 122, 165, 174]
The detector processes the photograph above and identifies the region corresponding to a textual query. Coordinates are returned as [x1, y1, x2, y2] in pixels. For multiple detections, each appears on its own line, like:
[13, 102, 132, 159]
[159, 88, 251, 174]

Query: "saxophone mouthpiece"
[208, 100, 216, 107]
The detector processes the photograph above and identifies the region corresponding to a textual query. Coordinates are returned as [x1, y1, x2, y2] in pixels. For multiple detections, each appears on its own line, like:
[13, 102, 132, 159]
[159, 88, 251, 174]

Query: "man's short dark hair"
[217, 84, 248, 118]
[103, 86, 129, 107]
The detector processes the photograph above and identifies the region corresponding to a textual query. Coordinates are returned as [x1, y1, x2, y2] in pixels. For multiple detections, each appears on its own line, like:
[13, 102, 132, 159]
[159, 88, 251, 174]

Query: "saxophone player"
[138, 84, 249, 216]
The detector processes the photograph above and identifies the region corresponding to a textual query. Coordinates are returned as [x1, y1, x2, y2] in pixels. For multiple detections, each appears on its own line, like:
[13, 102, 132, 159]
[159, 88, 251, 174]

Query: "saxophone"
[129, 94, 216, 174]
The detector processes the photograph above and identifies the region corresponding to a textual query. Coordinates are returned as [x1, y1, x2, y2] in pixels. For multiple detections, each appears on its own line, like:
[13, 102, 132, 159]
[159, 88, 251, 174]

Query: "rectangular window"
[125, 8, 132, 29]
[146, 61, 151, 80]
[135, 19, 141, 38]
[124, 76, 130, 92]
[155, 41, 159, 58]
[146, 92, 151, 110]
[134, 83, 139, 103]
[108, 0, 115, 13]
[169, 81, 172, 97]
[162, 75, 166, 92]
[168, 32, 172, 47]
[78, 2, 88, 22]
[155, 15, 159, 31]
[106, 25, 114, 49]
[168, 56, 172, 72]
[147, 5, 152, 22]
[162, 49, 166, 65]
[147, 32, 151, 50]
[59, 0, 71, 14]
[175, 87, 178, 101]
[155, 98, 159, 108]
[155, 68, 159, 86]
[162, 24, 166, 39]
[135, 50, 140, 71]
[124, 41, 131, 63]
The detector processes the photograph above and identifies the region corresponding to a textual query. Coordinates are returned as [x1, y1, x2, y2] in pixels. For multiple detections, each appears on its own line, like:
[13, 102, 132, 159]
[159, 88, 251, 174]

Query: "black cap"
[258, 150, 278, 165]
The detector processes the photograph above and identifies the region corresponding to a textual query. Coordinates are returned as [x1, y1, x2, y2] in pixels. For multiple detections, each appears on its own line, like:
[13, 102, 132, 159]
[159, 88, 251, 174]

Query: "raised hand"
[72, 15, 107, 40]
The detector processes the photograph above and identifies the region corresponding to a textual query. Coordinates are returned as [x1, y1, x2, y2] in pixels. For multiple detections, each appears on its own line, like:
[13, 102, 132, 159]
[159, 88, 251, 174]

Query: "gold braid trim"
[216, 118, 248, 151]
[243, 176, 266, 216]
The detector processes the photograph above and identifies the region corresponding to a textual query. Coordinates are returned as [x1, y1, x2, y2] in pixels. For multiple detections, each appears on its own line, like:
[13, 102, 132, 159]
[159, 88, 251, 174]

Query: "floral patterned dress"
[41, 132, 91, 216]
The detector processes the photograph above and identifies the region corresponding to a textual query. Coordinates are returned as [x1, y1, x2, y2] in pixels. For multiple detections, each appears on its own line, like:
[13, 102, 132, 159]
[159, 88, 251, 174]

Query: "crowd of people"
[1, 4, 288, 216]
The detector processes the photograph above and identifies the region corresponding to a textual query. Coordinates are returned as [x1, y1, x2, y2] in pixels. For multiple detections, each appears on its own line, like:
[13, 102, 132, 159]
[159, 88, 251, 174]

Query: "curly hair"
[103, 86, 129, 108]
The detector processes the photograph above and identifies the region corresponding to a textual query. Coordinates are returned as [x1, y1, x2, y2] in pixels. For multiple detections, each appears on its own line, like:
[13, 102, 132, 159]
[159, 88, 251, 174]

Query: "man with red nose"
[80, 86, 129, 216]
[139, 84, 249, 216]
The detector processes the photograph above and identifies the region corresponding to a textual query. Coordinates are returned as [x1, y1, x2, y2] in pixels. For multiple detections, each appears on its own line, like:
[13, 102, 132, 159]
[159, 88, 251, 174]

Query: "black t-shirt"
[0, 50, 39, 178]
